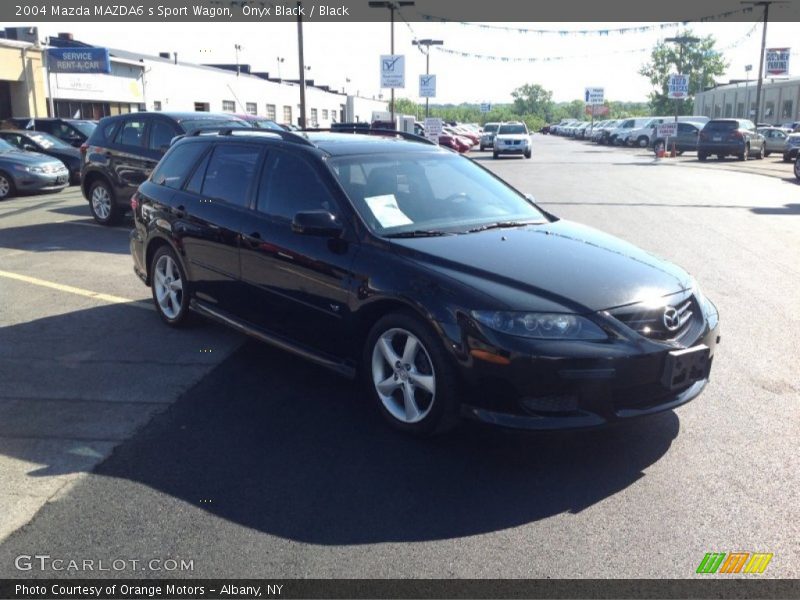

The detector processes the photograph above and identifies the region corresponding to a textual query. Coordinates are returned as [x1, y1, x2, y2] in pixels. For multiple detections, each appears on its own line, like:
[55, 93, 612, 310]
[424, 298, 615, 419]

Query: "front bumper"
[453, 305, 720, 431]
[13, 169, 70, 193]
[494, 143, 529, 155]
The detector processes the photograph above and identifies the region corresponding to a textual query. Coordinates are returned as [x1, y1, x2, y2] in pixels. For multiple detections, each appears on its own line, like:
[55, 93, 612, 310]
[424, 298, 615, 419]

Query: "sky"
[12, 20, 799, 104]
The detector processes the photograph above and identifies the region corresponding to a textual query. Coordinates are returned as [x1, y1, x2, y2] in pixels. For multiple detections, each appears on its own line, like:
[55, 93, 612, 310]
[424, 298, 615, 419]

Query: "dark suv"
[81, 112, 249, 224]
[697, 119, 765, 161]
[8, 118, 96, 148]
[130, 129, 719, 436]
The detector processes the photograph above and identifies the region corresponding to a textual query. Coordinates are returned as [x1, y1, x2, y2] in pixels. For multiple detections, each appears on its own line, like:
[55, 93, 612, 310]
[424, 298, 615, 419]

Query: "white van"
[625, 116, 711, 147]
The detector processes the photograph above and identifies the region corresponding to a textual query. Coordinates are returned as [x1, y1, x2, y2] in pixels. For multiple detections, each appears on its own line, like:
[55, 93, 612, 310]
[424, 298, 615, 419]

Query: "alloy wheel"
[154, 254, 184, 320]
[371, 328, 436, 424]
[91, 185, 111, 220]
[0, 175, 9, 199]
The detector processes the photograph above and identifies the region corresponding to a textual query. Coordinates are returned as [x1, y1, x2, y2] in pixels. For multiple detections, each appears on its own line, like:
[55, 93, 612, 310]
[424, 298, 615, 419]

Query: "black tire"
[150, 245, 192, 327]
[698, 152, 707, 162]
[783, 153, 792, 163]
[88, 178, 121, 225]
[717, 154, 725, 161]
[677, 150, 685, 156]
[794, 157, 800, 181]
[0, 170, 15, 200]
[637, 136, 649, 148]
[363, 312, 460, 436]
[757, 144, 765, 160]
[479, 145, 485, 151]
[764, 151, 771, 157]
[492, 152, 499, 159]
[524, 149, 532, 159]
[738, 144, 749, 161]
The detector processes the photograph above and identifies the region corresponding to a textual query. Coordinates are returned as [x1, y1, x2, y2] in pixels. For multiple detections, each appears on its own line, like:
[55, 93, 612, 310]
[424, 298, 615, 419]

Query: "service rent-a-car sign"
[765, 48, 790, 77]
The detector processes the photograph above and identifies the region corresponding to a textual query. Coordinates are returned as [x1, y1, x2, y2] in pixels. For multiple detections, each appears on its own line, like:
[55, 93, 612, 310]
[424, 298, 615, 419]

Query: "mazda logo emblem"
[663, 306, 681, 331]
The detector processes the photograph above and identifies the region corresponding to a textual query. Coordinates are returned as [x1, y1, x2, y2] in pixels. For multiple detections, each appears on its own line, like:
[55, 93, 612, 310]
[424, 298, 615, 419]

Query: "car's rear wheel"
[0, 171, 14, 200]
[738, 144, 749, 161]
[757, 144, 765, 160]
[765, 150, 771, 157]
[89, 179, 121, 225]
[637, 136, 649, 148]
[794, 157, 800, 181]
[783, 153, 792, 162]
[151, 246, 191, 327]
[365, 313, 459, 436]
[698, 152, 707, 161]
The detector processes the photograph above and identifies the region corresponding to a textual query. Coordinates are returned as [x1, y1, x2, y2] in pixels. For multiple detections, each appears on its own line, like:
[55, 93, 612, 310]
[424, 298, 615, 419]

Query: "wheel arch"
[81, 169, 114, 201]
[144, 234, 184, 286]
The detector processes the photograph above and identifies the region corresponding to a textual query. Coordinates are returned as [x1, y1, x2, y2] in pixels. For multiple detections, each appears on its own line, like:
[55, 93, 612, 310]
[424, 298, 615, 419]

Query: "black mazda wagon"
[130, 128, 720, 435]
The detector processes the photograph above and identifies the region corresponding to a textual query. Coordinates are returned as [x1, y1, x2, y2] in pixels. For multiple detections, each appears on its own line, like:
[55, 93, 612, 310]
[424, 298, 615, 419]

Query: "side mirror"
[291, 210, 343, 237]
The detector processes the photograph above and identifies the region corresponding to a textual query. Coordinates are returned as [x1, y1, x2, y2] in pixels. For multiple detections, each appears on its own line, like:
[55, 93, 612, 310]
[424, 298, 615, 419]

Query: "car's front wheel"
[698, 152, 707, 161]
[151, 246, 191, 327]
[492, 152, 499, 159]
[524, 148, 532, 159]
[757, 144, 765, 160]
[365, 312, 459, 436]
[88, 179, 121, 225]
[0, 171, 14, 200]
[794, 157, 800, 181]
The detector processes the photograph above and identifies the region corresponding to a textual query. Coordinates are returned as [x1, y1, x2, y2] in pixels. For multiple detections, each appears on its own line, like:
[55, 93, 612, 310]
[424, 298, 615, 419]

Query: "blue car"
[0, 138, 69, 200]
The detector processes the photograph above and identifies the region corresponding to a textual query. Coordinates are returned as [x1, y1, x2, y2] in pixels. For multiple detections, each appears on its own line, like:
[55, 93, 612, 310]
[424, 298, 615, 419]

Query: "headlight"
[471, 311, 607, 340]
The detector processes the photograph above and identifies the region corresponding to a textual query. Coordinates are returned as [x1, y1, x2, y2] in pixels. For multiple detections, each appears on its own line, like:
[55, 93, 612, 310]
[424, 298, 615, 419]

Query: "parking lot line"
[0, 269, 150, 309]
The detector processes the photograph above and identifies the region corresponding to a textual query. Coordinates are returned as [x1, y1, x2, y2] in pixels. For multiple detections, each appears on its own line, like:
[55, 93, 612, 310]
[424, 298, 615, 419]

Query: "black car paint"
[131, 133, 719, 431]
[697, 119, 765, 159]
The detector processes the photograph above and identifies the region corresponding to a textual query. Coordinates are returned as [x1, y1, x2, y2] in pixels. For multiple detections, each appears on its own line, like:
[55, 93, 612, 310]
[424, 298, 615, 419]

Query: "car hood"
[389, 220, 692, 313]
[0, 149, 64, 166]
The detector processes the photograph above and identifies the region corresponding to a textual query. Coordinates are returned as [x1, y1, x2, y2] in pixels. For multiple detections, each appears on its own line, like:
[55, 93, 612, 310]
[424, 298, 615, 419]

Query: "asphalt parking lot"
[0, 135, 798, 578]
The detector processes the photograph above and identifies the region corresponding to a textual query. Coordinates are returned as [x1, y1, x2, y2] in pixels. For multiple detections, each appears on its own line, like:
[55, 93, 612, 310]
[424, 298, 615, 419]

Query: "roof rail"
[301, 127, 437, 146]
[183, 126, 316, 147]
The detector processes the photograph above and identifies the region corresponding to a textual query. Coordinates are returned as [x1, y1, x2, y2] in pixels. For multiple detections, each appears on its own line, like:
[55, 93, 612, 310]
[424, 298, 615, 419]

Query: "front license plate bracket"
[661, 345, 710, 390]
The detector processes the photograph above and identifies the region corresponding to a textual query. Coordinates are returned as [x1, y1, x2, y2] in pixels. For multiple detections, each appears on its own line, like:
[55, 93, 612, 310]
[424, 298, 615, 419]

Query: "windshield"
[0, 139, 15, 152]
[328, 152, 547, 235]
[483, 124, 498, 133]
[252, 119, 284, 130]
[27, 132, 71, 149]
[69, 121, 96, 137]
[498, 124, 527, 135]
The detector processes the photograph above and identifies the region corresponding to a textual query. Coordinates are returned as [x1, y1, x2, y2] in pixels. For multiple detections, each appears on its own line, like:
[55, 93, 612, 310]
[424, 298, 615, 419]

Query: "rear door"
[677, 122, 699, 151]
[109, 116, 154, 200]
[238, 148, 358, 358]
[174, 142, 263, 310]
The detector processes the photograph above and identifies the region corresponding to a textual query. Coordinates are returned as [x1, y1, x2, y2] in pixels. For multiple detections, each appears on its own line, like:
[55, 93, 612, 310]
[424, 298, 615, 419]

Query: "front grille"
[610, 292, 701, 343]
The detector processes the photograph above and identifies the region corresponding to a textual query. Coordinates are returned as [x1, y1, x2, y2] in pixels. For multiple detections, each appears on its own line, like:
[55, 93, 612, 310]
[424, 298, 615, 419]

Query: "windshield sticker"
[364, 194, 413, 228]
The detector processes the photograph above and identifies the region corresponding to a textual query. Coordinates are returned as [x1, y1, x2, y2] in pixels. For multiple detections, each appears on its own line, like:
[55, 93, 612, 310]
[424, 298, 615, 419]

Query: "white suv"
[493, 122, 532, 159]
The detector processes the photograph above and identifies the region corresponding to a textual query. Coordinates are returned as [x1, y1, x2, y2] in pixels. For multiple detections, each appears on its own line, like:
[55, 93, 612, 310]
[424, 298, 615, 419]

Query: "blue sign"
[47, 48, 111, 74]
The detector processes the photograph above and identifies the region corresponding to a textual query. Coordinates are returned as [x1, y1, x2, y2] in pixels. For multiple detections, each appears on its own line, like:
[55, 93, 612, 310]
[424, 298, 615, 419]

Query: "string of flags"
[414, 7, 755, 36]
[426, 23, 757, 64]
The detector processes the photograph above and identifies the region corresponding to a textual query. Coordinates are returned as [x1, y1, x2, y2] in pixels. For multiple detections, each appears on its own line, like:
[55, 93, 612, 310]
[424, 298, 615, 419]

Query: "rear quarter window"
[150, 142, 209, 190]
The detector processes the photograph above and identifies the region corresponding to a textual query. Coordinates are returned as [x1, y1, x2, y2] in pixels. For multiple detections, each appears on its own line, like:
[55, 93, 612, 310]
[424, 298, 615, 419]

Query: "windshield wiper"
[464, 221, 539, 233]
[384, 229, 456, 238]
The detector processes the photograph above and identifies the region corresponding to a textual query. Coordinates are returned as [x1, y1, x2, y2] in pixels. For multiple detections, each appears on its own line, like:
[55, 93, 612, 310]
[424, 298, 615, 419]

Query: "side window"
[256, 152, 335, 221]
[200, 144, 261, 208]
[150, 142, 209, 190]
[185, 152, 210, 195]
[114, 119, 146, 147]
[149, 120, 180, 152]
[35, 121, 55, 134]
[2, 133, 24, 148]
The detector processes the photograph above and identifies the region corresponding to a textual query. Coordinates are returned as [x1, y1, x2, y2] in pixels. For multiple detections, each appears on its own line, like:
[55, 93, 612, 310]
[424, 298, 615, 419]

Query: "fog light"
[521, 395, 579, 413]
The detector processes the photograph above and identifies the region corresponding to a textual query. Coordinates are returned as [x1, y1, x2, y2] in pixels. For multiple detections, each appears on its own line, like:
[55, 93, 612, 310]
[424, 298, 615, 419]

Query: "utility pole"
[369, 1, 415, 125]
[412, 38, 443, 118]
[741, 1, 788, 125]
[665, 35, 700, 156]
[234, 44, 241, 76]
[745, 64, 753, 118]
[297, 1, 306, 128]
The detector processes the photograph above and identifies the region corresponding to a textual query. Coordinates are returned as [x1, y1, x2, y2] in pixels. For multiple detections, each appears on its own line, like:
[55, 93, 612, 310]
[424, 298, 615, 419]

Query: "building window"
[266, 104, 276, 120]
[222, 100, 236, 112]
[724, 103, 732, 118]
[246, 102, 257, 115]
[310, 108, 318, 125]
[283, 105, 292, 124]
[736, 102, 744, 118]
[194, 102, 209, 112]
[782, 100, 793, 119]
[714, 104, 721, 118]
[322, 109, 329, 120]
[153, 101, 162, 111]
[750, 102, 756, 118]
[764, 101, 775, 118]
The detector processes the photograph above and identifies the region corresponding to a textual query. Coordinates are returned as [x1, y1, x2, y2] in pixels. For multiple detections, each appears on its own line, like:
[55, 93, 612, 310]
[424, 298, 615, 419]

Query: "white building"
[9, 30, 386, 125]
[693, 76, 800, 125]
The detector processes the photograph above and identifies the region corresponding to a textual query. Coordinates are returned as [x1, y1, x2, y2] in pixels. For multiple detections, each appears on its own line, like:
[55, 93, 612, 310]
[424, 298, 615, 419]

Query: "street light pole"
[741, 1, 787, 124]
[665, 35, 700, 156]
[369, 1, 415, 125]
[412, 38, 443, 118]
[297, 1, 307, 128]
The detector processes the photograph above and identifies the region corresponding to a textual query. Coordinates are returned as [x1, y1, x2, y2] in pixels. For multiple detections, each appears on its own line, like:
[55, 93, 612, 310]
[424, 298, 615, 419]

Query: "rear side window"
[149, 120, 181, 152]
[115, 119, 146, 147]
[257, 151, 333, 220]
[200, 144, 261, 207]
[150, 142, 208, 190]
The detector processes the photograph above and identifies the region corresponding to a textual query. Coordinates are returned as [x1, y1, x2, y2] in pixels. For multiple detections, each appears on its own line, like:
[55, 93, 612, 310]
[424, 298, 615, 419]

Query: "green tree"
[639, 29, 727, 116]
[511, 83, 555, 121]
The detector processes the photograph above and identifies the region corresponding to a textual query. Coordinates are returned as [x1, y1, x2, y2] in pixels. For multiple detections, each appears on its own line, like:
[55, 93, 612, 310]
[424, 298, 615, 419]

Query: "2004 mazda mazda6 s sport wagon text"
[129, 129, 720, 435]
